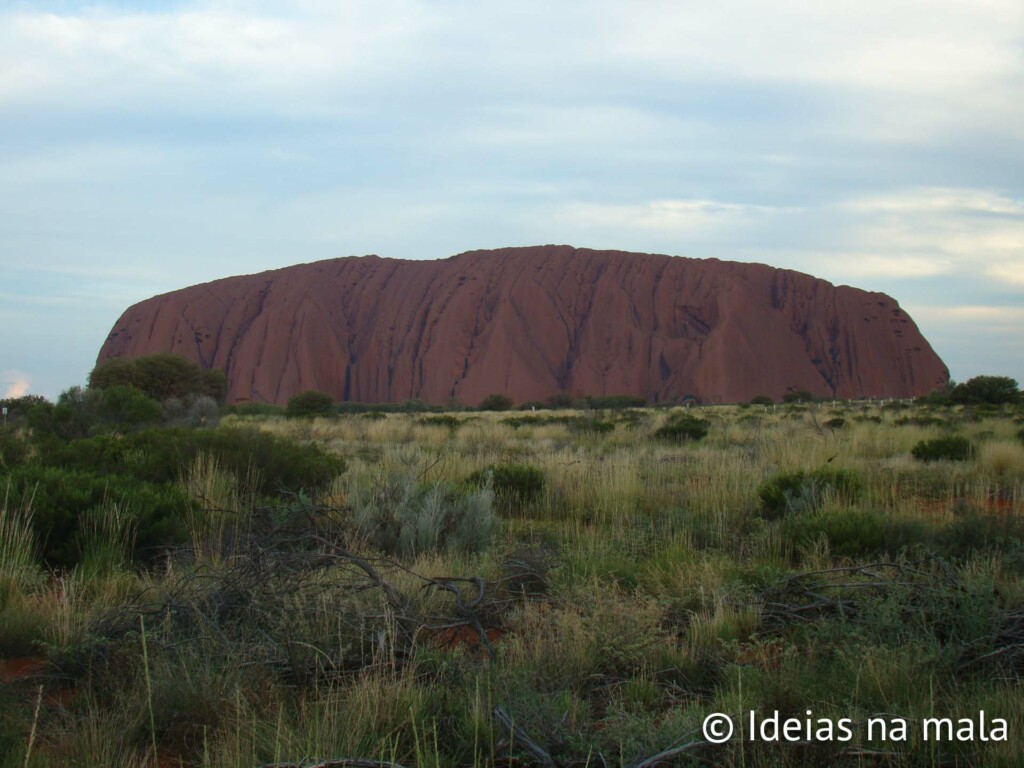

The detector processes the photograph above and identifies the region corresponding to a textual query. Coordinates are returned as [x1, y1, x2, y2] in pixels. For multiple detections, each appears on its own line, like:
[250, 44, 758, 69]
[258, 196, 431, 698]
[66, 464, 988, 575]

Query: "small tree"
[950, 376, 1020, 405]
[286, 390, 335, 418]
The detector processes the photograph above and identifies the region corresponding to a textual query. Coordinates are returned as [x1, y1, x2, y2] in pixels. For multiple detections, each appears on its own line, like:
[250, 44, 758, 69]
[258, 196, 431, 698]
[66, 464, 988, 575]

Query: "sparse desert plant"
[911, 435, 975, 462]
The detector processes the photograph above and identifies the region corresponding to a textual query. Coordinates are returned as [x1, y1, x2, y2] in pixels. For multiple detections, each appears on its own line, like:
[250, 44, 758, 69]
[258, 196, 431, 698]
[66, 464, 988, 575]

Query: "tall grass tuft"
[0, 484, 37, 596]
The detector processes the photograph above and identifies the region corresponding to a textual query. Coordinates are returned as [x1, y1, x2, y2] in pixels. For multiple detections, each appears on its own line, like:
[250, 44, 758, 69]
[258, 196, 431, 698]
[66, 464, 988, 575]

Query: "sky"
[2, 0, 1022, 400]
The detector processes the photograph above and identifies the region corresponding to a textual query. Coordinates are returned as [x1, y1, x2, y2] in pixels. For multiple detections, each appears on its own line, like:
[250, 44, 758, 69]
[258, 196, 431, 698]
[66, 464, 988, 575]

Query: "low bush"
[479, 394, 514, 411]
[468, 463, 546, 510]
[823, 417, 845, 430]
[40, 427, 345, 497]
[911, 435, 975, 462]
[757, 467, 863, 519]
[653, 413, 710, 443]
[286, 390, 335, 418]
[3, 465, 192, 566]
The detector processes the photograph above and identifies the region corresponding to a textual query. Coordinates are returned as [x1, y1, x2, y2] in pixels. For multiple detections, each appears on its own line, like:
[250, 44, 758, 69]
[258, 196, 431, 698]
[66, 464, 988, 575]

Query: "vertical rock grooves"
[97, 245, 949, 405]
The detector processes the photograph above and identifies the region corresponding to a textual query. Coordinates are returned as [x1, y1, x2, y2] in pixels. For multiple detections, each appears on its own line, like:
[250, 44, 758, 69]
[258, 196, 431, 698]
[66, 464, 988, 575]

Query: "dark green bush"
[783, 508, 888, 558]
[285, 390, 335, 418]
[226, 402, 283, 416]
[569, 418, 615, 435]
[823, 417, 845, 430]
[911, 435, 975, 462]
[750, 395, 774, 406]
[40, 427, 345, 497]
[468, 463, 545, 508]
[479, 393, 514, 411]
[0, 428, 29, 469]
[757, 467, 863, 519]
[653, 413, 710, 443]
[420, 414, 460, 430]
[950, 375, 1020, 405]
[4, 465, 192, 566]
[90, 354, 226, 402]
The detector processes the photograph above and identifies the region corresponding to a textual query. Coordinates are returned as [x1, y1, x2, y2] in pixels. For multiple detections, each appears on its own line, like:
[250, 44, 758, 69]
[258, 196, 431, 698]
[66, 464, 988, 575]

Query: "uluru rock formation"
[98, 245, 949, 405]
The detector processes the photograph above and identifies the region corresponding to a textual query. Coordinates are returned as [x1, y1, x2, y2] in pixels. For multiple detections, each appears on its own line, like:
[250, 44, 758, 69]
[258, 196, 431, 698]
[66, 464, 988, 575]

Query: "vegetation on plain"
[1, 373, 1023, 766]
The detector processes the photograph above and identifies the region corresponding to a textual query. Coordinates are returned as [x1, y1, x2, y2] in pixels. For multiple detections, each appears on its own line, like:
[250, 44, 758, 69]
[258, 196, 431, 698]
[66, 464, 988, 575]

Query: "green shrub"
[468, 463, 546, 509]
[653, 413, 710, 443]
[225, 402, 283, 416]
[911, 435, 975, 462]
[479, 393, 514, 411]
[783, 508, 888, 558]
[350, 474, 497, 557]
[757, 467, 863, 519]
[90, 354, 226, 402]
[3, 465, 192, 566]
[750, 395, 774, 406]
[950, 375, 1020, 405]
[569, 418, 615, 435]
[285, 390, 335, 418]
[40, 427, 345, 497]
[0, 428, 29, 470]
[1016, 427, 1024, 446]
[823, 417, 845, 430]
[420, 414, 460, 430]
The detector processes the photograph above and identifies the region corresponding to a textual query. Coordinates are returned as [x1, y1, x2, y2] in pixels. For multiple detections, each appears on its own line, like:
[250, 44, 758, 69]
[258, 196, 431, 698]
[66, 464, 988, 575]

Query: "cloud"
[2, 369, 31, 399]
[834, 188, 1024, 285]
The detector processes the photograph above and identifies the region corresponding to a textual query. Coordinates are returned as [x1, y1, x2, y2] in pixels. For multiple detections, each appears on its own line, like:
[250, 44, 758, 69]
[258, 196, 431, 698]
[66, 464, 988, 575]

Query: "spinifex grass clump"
[653, 412, 710, 443]
[757, 466, 863, 519]
[911, 435, 976, 462]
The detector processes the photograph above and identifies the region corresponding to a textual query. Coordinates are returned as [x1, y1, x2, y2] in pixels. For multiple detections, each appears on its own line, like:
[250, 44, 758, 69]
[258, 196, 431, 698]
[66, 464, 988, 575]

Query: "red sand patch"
[0, 656, 47, 684]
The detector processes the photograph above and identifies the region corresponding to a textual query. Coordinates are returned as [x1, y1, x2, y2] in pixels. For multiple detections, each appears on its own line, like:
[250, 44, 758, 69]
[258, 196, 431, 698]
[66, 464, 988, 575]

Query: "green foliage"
[225, 402, 284, 416]
[40, 427, 345, 497]
[750, 395, 774, 406]
[911, 435, 975, 462]
[574, 395, 648, 409]
[823, 417, 845, 430]
[285, 390, 335, 418]
[478, 393, 514, 411]
[783, 508, 888, 558]
[653, 412, 710, 443]
[419, 414, 460, 430]
[467, 463, 546, 509]
[0, 428, 29, 470]
[349, 473, 497, 557]
[28, 385, 162, 440]
[950, 375, 1020, 405]
[90, 354, 226, 402]
[3, 465, 191, 566]
[757, 467, 863, 519]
